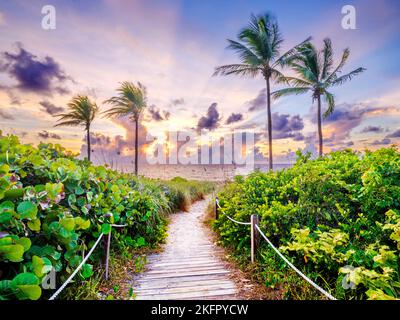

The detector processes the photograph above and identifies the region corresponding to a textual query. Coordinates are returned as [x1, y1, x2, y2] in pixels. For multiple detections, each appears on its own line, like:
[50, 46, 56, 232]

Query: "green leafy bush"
[214, 147, 400, 299]
[0, 134, 211, 300]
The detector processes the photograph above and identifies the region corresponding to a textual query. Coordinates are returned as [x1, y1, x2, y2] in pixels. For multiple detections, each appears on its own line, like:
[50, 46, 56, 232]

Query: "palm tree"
[55, 95, 99, 161]
[103, 81, 147, 175]
[213, 13, 310, 170]
[272, 38, 366, 156]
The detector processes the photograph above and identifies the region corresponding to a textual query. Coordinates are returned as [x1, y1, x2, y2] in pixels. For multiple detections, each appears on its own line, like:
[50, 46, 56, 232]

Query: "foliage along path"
[131, 199, 239, 300]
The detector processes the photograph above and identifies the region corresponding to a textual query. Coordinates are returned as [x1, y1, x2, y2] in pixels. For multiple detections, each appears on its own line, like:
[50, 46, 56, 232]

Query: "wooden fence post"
[105, 228, 111, 280]
[215, 196, 219, 220]
[251, 214, 260, 263]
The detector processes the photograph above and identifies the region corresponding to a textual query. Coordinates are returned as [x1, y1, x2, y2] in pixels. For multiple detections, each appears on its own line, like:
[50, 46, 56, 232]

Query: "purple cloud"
[39, 100, 65, 115]
[38, 130, 61, 140]
[197, 102, 220, 131]
[272, 113, 304, 140]
[248, 89, 266, 112]
[387, 128, 400, 138]
[226, 113, 243, 124]
[371, 138, 392, 145]
[0, 43, 72, 95]
[360, 125, 383, 133]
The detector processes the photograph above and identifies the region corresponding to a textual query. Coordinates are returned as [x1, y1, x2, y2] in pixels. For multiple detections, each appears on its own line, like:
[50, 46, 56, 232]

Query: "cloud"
[171, 98, 184, 106]
[80, 116, 152, 168]
[226, 113, 243, 124]
[360, 125, 383, 133]
[147, 105, 170, 122]
[0, 109, 14, 120]
[272, 113, 304, 140]
[39, 100, 65, 115]
[310, 102, 400, 146]
[371, 138, 392, 145]
[387, 128, 400, 138]
[0, 43, 72, 95]
[38, 130, 61, 140]
[197, 102, 220, 131]
[248, 89, 266, 112]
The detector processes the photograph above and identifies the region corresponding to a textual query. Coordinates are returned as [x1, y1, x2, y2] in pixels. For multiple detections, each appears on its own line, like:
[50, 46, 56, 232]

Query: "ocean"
[133, 163, 294, 181]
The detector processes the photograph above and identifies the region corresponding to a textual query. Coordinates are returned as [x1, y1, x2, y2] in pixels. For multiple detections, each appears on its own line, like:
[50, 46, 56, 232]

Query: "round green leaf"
[27, 218, 41, 232]
[0, 244, 25, 262]
[81, 264, 93, 279]
[16, 285, 41, 300]
[16, 237, 31, 251]
[101, 223, 111, 235]
[17, 201, 38, 220]
[60, 217, 75, 231]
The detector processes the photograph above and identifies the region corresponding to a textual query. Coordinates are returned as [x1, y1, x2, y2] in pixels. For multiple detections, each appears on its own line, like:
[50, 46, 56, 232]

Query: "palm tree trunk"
[86, 128, 91, 162]
[266, 77, 273, 171]
[317, 94, 323, 157]
[134, 118, 139, 175]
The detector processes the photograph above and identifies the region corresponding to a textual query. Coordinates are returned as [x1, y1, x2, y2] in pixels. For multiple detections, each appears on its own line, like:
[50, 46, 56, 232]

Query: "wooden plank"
[145, 265, 224, 273]
[149, 260, 221, 268]
[135, 273, 231, 285]
[135, 283, 236, 296]
[138, 269, 229, 280]
[148, 257, 219, 263]
[135, 278, 236, 290]
[135, 288, 237, 300]
[145, 265, 227, 275]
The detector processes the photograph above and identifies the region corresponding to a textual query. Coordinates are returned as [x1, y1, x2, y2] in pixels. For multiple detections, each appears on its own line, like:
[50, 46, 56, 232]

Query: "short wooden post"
[105, 228, 111, 280]
[251, 214, 260, 263]
[215, 196, 219, 220]
[103, 212, 113, 280]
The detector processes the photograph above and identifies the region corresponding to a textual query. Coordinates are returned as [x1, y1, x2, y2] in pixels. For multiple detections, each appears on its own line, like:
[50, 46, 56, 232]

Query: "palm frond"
[325, 48, 350, 83]
[330, 67, 366, 86]
[226, 40, 262, 66]
[271, 87, 310, 100]
[323, 91, 335, 118]
[213, 64, 261, 78]
[282, 76, 313, 87]
[321, 38, 333, 80]
[300, 42, 320, 80]
[54, 95, 98, 129]
[270, 68, 290, 85]
[290, 62, 319, 83]
[103, 81, 148, 120]
[273, 36, 312, 67]
[54, 119, 83, 128]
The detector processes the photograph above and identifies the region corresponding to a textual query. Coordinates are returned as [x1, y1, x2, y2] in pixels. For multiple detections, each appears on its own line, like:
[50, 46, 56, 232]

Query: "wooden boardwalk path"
[132, 199, 238, 300]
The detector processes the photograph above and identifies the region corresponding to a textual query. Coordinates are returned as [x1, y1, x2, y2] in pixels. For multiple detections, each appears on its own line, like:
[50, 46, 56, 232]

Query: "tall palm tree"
[103, 81, 147, 175]
[213, 13, 310, 170]
[55, 95, 99, 161]
[272, 38, 366, 156]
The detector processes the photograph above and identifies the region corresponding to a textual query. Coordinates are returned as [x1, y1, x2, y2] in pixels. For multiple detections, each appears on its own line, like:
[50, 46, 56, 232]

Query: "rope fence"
[49, 222, 127, 300]
[214, 197, 337, 301]
[215, 198, 251, 225]
[49, 233, 104, 300]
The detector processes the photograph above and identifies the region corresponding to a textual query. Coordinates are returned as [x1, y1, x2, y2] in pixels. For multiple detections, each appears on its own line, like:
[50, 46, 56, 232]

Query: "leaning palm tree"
[213, 13, 310, 170]
[55, 95, 99, 161]
[103, 81, 147, 175]
[272, 38, 366, 156]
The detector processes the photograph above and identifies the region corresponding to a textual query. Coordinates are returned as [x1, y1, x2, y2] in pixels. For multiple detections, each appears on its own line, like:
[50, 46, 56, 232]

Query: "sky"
[0, 0, 399, 165]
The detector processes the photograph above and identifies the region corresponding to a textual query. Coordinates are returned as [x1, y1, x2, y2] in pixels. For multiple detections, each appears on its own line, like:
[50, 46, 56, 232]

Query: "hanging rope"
[255, 224, 336, 300]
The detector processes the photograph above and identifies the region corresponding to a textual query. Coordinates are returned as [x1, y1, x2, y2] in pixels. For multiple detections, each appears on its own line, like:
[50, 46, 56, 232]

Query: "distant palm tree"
[213, 13, 310, 170]
[103, 81, 147, 175]
[55, 95, 98, 161]
[272, 38, 366, 156]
